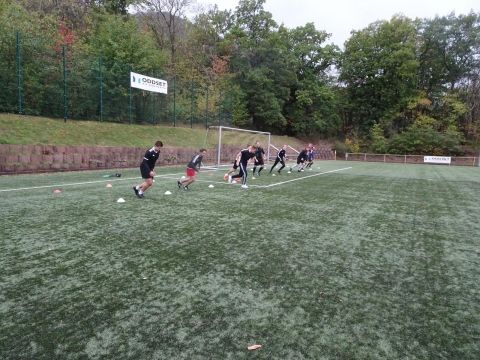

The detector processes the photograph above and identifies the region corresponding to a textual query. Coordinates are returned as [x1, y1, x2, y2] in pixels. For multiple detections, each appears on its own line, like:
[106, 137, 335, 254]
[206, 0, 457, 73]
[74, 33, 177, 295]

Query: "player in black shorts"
[133, 140, 163, 198]
[224, 152, 241, 181]
[229, 145, 256, 189]
[290, 145, 310, 172]
[306, 146, 315, 169]
[269, 145, 287, 174]
[252, 141, 265, 178]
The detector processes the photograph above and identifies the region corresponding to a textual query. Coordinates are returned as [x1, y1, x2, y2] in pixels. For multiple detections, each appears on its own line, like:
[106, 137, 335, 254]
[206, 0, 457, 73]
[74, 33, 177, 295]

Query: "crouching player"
[252, 141, 265, 178]
[290, 145, 309, 172]
[230, 145, 257, 189]
[178, 148, 207, 190]
[306, 146, 316, 169]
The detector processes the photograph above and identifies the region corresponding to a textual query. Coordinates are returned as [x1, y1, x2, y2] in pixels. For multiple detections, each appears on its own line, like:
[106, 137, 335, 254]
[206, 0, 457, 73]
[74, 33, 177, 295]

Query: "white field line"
[160, 175, 264, 188]
[0, 167, 351, 192]
[165, 166, 352, 189]
[260, 167, 352, 188]
[0, 171, 188, 193]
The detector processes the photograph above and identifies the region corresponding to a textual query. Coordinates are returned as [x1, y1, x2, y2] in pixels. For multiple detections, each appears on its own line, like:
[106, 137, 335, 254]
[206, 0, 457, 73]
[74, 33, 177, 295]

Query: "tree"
[282, 23, 341, 137]
[86, 13, 166, 121]
[137, 0, 193, 65]
[339, 16, 419, 136]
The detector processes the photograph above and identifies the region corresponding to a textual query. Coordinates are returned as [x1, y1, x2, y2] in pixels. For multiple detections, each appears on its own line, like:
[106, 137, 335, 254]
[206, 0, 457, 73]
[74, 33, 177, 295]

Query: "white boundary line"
[161, 175, 264, 188]
[0, 167, 351, 192]
[0, 172, 184, 193]
[260, 167, 352, 188]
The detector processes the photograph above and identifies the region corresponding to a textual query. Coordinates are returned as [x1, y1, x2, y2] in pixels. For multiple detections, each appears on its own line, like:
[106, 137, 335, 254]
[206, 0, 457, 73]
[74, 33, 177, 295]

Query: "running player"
[229, 145, 256, 189]
[290, 145, 309, 172]
[306, 146, 316, 169]
[269, 144, 287, 174]
[252, 141, 265, 178]
[133, 140, 163, 198]
[178, 148, 207, 190]
[224, 154, 240, 180]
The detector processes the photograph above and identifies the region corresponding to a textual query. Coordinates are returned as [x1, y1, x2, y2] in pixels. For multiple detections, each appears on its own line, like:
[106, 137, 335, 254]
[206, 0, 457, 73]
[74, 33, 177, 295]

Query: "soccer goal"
[204, 126, 271, 168]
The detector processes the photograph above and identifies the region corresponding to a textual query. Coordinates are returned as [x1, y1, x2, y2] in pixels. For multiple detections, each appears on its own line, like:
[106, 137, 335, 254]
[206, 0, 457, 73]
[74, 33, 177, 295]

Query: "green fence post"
[173, 74, 176, 127]
[62, 45, 67, 122]
[99, 55, 103, 121]
[152, 72, 156, 124]
[205, 85, 209, 129]
[129, 66, 132, 124]
[190, 79, 194, 128]
[16, 31, 23, 114]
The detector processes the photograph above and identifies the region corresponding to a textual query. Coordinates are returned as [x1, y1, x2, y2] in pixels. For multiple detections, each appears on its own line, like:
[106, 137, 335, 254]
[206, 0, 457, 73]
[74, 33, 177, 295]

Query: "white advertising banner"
[130, 72, 168, 94]
[424, 156, 451, 164]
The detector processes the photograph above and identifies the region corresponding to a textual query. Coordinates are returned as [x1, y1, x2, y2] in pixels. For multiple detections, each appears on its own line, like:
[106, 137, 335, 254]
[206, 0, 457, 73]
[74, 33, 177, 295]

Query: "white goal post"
[205, 126, 271, 167]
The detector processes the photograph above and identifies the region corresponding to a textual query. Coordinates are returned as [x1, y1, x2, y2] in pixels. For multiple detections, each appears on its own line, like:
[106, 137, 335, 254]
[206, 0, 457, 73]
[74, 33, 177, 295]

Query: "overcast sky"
[200, 0, 479, 47]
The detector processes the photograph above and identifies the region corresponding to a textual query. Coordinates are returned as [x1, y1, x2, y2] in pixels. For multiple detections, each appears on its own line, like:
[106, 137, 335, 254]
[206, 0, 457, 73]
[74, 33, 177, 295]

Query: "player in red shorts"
[177, 148, 207, 190]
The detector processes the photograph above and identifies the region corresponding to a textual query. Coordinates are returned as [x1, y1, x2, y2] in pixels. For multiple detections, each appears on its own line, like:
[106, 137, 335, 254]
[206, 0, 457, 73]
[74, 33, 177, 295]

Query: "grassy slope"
[0, 113, 303, 148]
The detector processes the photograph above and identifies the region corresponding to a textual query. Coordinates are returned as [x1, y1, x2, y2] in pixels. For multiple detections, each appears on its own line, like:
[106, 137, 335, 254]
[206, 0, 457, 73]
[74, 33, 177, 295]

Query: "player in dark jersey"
[178, 149, 207, 190]
[306, 146, 316, 169]
[229, 145, 256, 189]
[252, 141, 265, 178]
[290, 145, 310, 172]
[133, 140, 163, 198]
[269, 144, 287, 174]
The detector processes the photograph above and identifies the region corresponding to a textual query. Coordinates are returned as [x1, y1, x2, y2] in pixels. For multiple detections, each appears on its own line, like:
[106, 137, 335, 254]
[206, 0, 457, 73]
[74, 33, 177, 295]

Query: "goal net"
[204, 126, 271, 168]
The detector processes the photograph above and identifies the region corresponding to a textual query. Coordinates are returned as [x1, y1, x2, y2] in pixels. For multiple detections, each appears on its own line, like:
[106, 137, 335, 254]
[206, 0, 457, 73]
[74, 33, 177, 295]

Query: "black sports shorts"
[140, 162, 153, 179]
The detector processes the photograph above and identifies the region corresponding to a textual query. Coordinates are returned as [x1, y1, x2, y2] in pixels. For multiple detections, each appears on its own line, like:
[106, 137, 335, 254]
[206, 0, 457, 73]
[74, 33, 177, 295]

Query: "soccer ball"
[223, 173, 229, 181]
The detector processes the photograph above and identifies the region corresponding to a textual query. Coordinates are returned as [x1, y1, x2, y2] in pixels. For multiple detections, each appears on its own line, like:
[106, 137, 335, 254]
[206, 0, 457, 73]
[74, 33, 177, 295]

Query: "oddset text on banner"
[130, 72, 168, 94]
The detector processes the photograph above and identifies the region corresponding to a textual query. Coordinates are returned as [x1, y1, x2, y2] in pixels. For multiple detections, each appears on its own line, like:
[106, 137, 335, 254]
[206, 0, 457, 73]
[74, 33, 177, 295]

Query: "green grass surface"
[0, 113, 300, 148]
[1, 161, 479, 359]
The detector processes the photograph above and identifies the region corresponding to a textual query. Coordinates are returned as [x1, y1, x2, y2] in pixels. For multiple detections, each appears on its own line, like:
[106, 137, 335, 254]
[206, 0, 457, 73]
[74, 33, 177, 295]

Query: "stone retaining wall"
[0, 144, 335, 174]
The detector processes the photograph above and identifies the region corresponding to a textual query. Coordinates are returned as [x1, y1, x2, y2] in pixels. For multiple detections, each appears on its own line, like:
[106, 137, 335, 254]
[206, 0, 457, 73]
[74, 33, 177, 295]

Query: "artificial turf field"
[1, 161, 479, 359]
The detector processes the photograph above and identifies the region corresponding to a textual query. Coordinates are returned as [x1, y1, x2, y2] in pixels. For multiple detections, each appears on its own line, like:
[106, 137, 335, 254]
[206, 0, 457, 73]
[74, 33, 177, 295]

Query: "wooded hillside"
[0, 0, 479, 154]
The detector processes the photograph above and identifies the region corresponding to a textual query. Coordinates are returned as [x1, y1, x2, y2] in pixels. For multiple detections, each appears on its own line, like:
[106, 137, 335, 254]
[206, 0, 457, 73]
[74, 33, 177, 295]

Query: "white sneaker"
[241, 184, 248, 189]
[228, 175, 232, 183]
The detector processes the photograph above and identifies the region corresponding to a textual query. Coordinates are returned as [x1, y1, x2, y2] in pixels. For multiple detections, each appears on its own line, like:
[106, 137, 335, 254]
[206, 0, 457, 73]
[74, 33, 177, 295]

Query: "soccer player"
[269, 144, 287, 174]
[306, 146, 316, 169]
[133, 140, 163, 198]
[252, 141, 265, 178]
[178, 148, 207, 190]
[290, 145, 310, 172]
[223, 152, 241, 180]
[229, 145, 257, 189]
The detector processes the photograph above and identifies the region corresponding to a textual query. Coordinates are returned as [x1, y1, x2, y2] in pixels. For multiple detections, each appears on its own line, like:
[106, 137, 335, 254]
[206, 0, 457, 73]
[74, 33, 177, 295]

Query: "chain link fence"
[0, 31, 231, 128]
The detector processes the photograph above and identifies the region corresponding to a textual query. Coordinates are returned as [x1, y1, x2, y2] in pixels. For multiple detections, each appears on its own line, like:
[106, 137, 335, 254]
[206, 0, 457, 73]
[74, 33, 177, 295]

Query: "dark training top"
[277, 149, 286, 160]
[298, 149, 308, 161]
[142, 147, 160, 171]
[187, 153, 204, 172]
[255, 147, 265, 160]
[239, 149, 256, 165]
